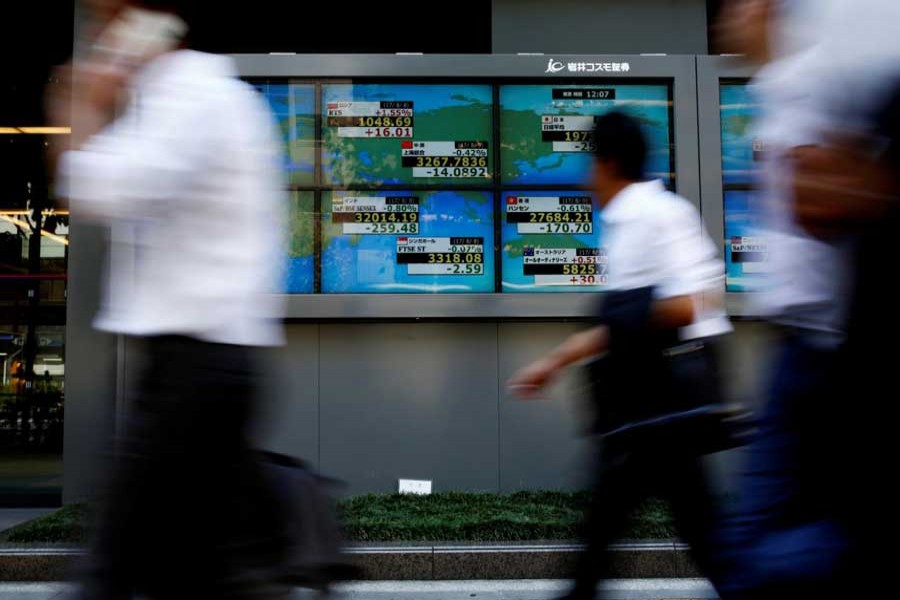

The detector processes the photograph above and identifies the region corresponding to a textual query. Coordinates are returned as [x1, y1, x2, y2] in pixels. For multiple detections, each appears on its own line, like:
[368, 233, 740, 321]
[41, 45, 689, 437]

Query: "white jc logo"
[545, 59, 565, 73]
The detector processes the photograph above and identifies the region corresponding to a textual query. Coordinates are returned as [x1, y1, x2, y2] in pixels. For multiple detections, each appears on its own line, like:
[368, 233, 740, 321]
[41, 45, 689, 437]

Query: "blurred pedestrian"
[785, 81, 900, 600]
[715, 2, 900, 598]
[49, 1, 288, 597]
[509, 112, 734, 600]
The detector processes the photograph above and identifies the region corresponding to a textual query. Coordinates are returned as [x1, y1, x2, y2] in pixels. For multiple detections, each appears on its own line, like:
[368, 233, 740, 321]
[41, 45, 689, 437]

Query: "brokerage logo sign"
[544, 58, 631, 74]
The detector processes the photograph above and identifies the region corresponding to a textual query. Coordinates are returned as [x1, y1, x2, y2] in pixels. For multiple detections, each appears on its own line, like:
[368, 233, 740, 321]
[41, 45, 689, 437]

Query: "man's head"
[591, 111, 648, 204]
[83, 0, 126, 22]
[714, 0, 776, 64]
[84, 0, 196, 28]
[715, 0, 830, 65]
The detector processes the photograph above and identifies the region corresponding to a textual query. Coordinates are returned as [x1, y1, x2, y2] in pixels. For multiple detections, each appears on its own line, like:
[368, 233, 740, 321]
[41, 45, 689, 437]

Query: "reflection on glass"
[0, 210, 69, 276]
[253, 82, 316, 187]
[500, 84, 674, 186]
[1, 71, 69, 505]
[720, 83, 762, 185]
[0, 324, 65, 506]
[286, 192, 315, 293]
[322, 84, 494, 186]
[321, 190, 495, 293]
[1, 126, 68, 505]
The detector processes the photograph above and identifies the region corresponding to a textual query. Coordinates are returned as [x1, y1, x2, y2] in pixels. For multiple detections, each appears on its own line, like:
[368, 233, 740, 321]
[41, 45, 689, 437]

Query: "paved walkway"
[0, 579, 718, 600]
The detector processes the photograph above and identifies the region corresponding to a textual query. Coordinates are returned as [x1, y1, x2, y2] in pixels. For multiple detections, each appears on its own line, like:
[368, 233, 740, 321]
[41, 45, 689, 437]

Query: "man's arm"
[54, 78, 207, 223]
[791, 142, 896, 239]
[507, 326, 609, 399]
[651, 198, 724, 330]
[651, 295, 696, 330]
[46, 61, 127, 173]
[507, 292, 696, 400]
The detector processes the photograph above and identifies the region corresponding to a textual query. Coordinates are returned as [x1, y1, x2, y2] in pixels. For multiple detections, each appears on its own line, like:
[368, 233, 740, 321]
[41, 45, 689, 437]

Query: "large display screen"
[499, 84, 674, 186]
[321, 191, 494, 293]
[247, 78, 681, 296]
[254, 83, 316, 186]
[720, 83, 768, 292]
[322, 84, 494, 186]
[501, 191, 606, 293]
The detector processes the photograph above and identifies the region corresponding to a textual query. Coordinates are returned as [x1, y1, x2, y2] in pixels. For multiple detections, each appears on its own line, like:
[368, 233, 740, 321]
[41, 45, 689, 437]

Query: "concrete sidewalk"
[0, 542, 700, 582]
[0, 579, 719, 600]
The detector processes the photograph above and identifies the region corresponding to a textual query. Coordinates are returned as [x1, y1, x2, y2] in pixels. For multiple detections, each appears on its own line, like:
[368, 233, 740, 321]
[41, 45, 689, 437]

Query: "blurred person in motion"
[713, 2, 852, 596]
[789, 83, 900, 599]
[776, 79, 900, 599]
[508, 112, 734, 600]
[715, 1, 900, 597]
[48, 0, 288, 597]
[78, 0, 127, 42]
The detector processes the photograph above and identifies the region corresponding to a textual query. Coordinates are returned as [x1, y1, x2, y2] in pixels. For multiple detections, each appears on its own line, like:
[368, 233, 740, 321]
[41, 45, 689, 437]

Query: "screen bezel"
[696, 56, 760, 318]
[235, 54, 699, 319]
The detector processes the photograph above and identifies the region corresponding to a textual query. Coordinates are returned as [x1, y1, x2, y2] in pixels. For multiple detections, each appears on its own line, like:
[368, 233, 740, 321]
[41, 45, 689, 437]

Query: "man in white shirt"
[509, 112, 732, 600]
[50, 1, 287, 597]
[508, 111, 731, 402]
[714, 3, 900, 597]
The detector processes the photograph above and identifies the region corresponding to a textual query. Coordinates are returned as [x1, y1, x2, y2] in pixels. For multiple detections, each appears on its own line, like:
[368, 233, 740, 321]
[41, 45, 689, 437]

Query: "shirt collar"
[601, 179, 665, 223]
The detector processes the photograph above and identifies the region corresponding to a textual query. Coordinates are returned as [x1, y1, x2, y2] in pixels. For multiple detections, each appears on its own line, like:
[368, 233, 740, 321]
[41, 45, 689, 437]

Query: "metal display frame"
[696, 55, 761, 318]
[233, 54, 699, 319]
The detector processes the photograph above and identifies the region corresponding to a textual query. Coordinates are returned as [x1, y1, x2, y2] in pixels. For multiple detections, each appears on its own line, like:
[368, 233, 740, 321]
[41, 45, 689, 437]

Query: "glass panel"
[0, 71, 68, 505]
[286, 191, 315, 293]
[254, 82, 317, 187]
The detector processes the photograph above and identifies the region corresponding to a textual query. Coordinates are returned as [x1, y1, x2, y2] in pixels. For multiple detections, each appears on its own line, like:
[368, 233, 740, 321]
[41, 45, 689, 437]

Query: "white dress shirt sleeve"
[653, 199, 725, 301]
[57, 92, 206, 223]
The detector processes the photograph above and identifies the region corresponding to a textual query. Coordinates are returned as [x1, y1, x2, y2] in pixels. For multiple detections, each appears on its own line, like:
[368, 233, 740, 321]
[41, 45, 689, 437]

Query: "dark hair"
[592, 111, 648, 181]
